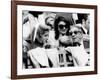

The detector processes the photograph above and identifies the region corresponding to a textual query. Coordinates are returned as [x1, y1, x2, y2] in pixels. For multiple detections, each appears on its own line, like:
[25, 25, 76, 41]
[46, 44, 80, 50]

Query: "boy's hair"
[36, 25, 49, 42]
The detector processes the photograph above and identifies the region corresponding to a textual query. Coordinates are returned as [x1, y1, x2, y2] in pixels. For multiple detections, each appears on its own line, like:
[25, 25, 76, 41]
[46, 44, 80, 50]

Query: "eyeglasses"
[69, 31, 81, 36]
[58, 24, 67, 29]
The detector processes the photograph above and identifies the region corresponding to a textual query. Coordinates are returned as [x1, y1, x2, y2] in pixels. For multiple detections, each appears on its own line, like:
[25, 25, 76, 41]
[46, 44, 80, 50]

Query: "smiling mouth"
[72, 37, 76, 40]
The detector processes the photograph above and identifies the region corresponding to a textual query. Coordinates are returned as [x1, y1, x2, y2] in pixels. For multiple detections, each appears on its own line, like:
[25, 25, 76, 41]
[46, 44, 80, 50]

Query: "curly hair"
[54, 16, 70, 40]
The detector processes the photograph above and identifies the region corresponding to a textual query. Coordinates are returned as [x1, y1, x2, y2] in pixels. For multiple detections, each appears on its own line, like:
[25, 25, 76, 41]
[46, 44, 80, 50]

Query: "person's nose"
[46, 38, 49, 43]
[63, 27, 65, 29]
[72, 32, 75, 37]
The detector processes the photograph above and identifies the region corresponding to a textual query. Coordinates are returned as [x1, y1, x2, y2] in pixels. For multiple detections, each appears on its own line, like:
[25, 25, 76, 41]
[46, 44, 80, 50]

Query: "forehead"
[58, 21, 66, 25]
[46, 17, 54, 21]
[69, 26, 80, 32]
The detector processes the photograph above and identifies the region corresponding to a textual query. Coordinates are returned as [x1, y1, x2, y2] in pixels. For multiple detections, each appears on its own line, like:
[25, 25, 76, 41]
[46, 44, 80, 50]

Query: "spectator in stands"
[65, 24, 89, 66]
[76, 14, 90, 35]
[45, 13, 56, 48]
[28, 24, 50, 68]
[54, 16, 74, 67]
[54, 16, 72, 48]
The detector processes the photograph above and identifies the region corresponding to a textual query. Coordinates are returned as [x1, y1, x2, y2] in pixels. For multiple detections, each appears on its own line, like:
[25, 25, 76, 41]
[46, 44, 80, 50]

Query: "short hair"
[76, 14, 89, 24]
[54, 16, 70, 40]
[36, 25, 49, 42]
[29, 11, 43, 18]
[70, 24, 84, 33]
[45, 16, 55, 26]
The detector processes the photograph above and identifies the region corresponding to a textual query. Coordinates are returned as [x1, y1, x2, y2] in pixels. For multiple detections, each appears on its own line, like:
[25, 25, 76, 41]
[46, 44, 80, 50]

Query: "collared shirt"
[65, 43, 88, 66]
[82, 25, 88, 34]
[28, 47, 49, 67]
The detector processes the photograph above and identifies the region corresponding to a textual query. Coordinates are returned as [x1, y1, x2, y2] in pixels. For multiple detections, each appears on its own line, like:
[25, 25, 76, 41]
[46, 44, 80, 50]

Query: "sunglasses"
[58, 24, 67, 29]
[69, 31, 81, 36]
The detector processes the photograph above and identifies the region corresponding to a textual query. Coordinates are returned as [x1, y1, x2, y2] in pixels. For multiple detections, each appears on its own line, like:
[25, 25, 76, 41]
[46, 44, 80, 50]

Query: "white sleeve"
[28, 49, 40, 68]
[76, 49, 88, 66]
[28, 48, 49, 67]
[65, 47, 89, 66]
[71, 47, 89, 66]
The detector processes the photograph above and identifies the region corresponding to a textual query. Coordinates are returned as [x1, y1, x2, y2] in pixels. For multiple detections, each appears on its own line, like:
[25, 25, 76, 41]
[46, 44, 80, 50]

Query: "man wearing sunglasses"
[65, 24, 89, 66]
[69, 24, 83, 46]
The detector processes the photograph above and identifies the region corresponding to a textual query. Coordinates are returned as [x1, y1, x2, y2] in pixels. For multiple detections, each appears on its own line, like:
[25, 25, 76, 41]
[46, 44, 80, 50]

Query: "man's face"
[69, 27, 83, 44]
[85, 16, 90, 30]
[46, 17, 55, 28]
[58, 21, 68, 35]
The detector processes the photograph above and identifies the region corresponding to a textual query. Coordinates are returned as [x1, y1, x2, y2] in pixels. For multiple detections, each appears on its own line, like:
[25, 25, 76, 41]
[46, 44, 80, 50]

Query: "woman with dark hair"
[53, 16, 74, 67]
[54, 16, 72, 47]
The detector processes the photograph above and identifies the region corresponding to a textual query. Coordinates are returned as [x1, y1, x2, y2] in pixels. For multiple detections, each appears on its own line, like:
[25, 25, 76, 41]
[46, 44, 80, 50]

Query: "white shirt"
[46, 48, 59, 67]
[28, 47, 60, 67]
[28, 47, 49, 67]
[65, 45, 88, 66]
[48, 30, 59, 48]
[82, 25, 88, 34]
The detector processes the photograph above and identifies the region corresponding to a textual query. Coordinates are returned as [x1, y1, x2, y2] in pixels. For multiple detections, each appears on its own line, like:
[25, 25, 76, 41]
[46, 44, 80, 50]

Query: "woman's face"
[58, 21, 68, 35]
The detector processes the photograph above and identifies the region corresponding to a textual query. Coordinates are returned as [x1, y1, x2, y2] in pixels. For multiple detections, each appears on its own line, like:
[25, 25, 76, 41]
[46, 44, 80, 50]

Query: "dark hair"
[29, 11, 43, 18]
[70, 24, 84, 34]
[76, 14, 89, 24]
[54, 16, 70, 40]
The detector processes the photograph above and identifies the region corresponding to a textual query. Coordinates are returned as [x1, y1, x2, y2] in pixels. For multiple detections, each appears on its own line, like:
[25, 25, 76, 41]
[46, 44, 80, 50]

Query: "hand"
[58, 47, 66, 54]
[59, 36, 72, 46]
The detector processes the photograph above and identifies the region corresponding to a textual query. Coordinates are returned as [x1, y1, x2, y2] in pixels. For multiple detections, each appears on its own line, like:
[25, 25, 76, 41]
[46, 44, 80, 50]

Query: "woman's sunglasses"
[58, 24, 67, 29]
